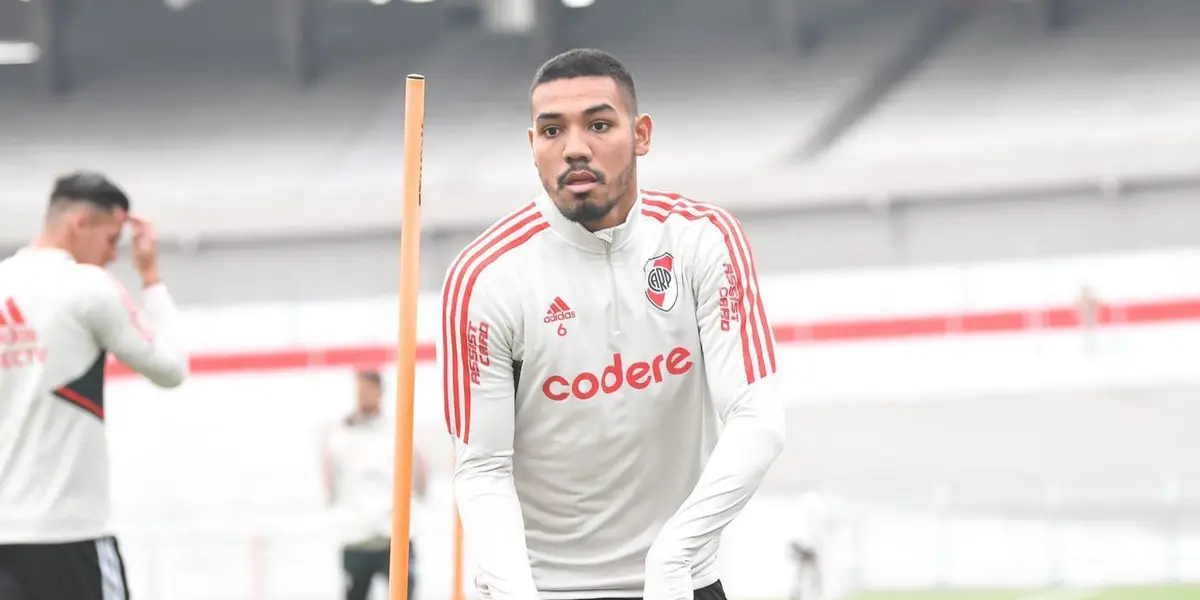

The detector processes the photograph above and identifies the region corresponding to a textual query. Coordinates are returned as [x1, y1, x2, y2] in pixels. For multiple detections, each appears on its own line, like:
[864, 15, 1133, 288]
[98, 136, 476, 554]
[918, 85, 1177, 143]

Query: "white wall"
[109, 245, 1200, 396]
[100, 247, 1200, 599]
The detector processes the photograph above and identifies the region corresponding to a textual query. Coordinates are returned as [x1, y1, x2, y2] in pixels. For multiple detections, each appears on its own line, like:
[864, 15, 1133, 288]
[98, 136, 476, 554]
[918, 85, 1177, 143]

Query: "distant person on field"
[322, 369, 428, 600]
[788, 491, 838, 600]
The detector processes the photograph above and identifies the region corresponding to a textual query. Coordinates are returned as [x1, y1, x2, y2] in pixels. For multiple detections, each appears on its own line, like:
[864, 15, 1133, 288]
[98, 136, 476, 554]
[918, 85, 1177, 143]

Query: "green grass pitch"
[837, 585, 1200, 600]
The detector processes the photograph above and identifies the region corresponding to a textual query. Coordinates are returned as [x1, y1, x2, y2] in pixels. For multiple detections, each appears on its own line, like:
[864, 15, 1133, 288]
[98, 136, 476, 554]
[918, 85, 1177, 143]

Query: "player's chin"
[572, 192, 601, 208]
[556, 190, 592, 208]
[566, 200, 612, 222]
[559, 186, 596, 202]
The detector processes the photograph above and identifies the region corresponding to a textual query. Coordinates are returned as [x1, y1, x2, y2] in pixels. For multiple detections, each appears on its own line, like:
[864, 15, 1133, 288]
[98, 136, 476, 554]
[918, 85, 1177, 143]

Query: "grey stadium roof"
[1, 0, 1198, 246]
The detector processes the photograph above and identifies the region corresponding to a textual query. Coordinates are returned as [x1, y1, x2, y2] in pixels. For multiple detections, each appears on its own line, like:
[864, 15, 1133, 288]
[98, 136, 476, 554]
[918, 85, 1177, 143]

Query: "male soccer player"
[0, 171, 189, 600]
[440, 49, 785, 600]
[322, 369, 429, 600]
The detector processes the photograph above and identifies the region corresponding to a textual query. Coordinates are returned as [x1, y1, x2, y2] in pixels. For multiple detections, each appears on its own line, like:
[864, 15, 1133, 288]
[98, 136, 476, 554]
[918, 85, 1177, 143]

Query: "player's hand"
[128, 214, 161, 285]
[474, 574, 493, 600]
[643, 539, 693, 600]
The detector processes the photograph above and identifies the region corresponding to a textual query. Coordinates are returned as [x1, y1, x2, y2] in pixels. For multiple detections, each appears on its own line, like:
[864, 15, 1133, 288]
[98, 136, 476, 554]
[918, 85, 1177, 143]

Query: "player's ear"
[634, 113, 653, 157]
[66, 206, 92, 232]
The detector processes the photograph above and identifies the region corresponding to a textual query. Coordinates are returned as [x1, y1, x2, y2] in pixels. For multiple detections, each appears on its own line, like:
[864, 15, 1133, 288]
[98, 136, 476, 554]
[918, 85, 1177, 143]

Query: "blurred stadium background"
[3, 0, 1200, 599]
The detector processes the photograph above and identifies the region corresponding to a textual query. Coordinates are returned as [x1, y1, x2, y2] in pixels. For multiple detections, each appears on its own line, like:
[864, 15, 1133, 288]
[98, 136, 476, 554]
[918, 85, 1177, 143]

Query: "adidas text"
[544, 311, 576, 324]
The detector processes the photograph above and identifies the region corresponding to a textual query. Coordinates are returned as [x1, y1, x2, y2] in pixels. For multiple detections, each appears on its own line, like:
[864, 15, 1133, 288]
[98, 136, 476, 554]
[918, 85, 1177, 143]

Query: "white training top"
[324, 412, 432, 548]
[325, 412, 397, 546]
[0, 247, 189, 544]
[440, 190, 786, 600]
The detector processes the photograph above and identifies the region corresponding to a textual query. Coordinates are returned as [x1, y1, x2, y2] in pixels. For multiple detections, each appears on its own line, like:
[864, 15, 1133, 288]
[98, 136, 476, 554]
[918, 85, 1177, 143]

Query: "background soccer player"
[322, 369, 429, 600]
[441, 48, 785, 600]
[787, 491, 836, 600]
[0, 171, 189, 600]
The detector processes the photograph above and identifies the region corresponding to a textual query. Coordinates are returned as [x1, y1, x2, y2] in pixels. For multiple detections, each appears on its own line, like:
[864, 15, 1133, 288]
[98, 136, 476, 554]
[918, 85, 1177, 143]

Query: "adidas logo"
[543, 297, 576, 324]
[0, 297, 26, 327]
[0, 297, 37, 346]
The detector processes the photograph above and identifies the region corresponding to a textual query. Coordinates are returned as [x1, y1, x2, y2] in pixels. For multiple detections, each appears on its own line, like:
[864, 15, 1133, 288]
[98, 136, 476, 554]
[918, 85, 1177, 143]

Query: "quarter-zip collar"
[537, 191, 642, 255]
[15, 246, 76, 263]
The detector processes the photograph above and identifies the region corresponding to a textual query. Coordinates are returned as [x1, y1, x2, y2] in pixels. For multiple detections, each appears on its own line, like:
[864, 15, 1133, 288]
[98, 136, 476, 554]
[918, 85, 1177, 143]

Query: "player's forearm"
[135, 284, 190, 385]
[455, 464, 539, 600]
[652, 393, 785, 559]
[90, 273, 189, 388]
[321, 459, 337, 504]
[142, 284, 186, 357]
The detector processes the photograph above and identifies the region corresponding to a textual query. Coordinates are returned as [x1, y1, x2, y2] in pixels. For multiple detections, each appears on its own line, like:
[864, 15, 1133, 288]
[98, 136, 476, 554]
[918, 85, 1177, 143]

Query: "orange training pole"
[452, 487, 465, 600]
[390, 73, 426, 600]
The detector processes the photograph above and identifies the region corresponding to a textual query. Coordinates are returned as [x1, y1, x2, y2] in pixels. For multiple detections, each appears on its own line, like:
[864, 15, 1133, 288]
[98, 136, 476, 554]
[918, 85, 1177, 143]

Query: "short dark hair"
[50, 171, 130, 213]
[531, 48, 638, 113]
[356, 369, 382, 387]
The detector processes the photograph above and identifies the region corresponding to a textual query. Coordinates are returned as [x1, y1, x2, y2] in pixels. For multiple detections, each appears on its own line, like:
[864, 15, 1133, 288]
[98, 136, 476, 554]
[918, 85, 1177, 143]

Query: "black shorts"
[590, 579, 727, 600]
[693, 580, 727, 600]
[0, 536, 130, 600]
[342, 539, 415, 600]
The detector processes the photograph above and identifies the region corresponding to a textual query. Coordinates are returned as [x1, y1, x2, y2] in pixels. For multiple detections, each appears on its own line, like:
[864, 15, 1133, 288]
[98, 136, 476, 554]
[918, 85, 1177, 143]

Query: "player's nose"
[561, 129, 593, 162]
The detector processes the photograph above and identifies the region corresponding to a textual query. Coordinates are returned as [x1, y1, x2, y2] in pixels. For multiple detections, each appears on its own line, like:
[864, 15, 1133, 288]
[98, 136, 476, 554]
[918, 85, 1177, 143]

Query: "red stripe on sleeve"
[687, 198, 773, 379]
[441, 202, 538, 437]
[440, 202, 544, 441]
[105, 273, 153, 342]
[642, 197, 757, 382]
[455, 222, 549, 444]
[702, 200, 777, 373]
[642, 191, 775, 384]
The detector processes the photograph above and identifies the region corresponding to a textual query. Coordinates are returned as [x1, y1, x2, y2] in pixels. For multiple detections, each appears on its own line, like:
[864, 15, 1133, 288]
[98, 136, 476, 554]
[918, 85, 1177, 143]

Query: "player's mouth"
[561, 170, 600, 195]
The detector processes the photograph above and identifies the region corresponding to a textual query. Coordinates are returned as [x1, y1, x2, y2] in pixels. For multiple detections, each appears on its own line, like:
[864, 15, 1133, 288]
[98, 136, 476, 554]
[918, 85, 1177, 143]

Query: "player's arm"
[320, 425, 338, 505]
[81, 269, 189, 388]
[82, 215, 188, 388]
[646, 215, 786, 598]
[443, 275, 538, 600]
[413, 446, 429, 501]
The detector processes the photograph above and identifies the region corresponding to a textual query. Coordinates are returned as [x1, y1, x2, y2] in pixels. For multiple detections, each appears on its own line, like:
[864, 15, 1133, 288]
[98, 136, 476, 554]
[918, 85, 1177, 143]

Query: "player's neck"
[30, 231, 74, 259]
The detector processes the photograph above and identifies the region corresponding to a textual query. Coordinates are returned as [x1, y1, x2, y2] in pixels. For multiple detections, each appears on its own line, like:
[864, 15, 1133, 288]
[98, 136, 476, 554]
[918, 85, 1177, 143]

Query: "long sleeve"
[442, 275, 539, 600]
[644, 215, 786, 599]
[83, 270, 188, 388]
[320, 426, 339, 505]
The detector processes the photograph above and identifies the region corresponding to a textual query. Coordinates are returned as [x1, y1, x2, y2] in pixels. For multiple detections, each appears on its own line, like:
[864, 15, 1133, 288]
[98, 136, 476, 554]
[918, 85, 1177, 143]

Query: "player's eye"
[590, 122, 611, 133]
[541, 126, 561, 138]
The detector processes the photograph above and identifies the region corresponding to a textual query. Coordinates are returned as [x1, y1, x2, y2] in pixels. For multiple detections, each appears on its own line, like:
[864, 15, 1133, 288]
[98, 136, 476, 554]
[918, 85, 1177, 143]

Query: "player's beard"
[546, 153, 636, 226]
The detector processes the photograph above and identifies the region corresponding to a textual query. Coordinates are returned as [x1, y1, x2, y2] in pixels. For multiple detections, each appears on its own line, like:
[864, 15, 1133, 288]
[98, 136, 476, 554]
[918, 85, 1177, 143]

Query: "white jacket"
[325, 413, 396, 546]
[0, 247, 188, 543]
[441, 190, 786, 600]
